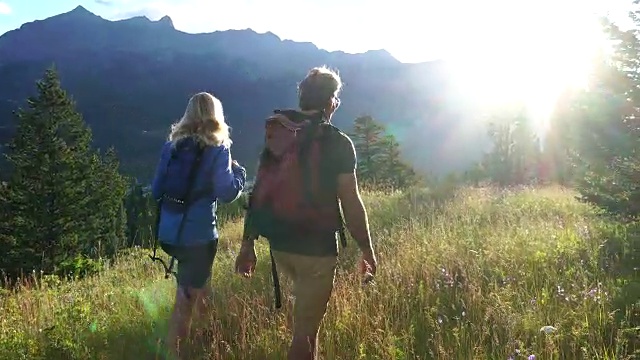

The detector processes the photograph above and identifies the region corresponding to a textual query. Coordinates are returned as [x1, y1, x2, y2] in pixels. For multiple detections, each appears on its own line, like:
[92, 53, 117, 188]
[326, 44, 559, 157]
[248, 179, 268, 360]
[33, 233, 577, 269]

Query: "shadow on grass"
[37, 319, 163, 360]
[38, 316, 287, 360]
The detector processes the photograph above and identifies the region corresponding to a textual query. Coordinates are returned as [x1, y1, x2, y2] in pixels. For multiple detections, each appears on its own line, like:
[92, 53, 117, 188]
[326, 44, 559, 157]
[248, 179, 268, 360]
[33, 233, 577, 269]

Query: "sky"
[0, 0, 634, 63]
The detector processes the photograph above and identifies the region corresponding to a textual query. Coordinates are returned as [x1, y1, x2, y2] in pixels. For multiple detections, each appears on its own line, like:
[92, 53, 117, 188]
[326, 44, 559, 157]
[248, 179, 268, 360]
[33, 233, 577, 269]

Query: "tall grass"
[0, 186, 637, 359]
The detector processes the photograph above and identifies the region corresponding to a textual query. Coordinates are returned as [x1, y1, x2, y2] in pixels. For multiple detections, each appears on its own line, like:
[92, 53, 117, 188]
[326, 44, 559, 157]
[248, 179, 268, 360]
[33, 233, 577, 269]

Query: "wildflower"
[528, 355, 536, 360]
[540, 325, 556, 334]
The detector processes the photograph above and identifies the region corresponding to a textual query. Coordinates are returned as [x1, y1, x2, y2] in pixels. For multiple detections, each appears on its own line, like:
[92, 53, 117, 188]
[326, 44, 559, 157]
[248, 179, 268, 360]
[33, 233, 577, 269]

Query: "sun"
[435, 0, 610, 137]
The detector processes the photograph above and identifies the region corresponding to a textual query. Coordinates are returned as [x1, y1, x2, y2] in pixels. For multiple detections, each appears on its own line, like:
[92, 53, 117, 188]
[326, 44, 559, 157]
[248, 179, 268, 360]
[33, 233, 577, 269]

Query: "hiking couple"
[151, 66, 378, 360]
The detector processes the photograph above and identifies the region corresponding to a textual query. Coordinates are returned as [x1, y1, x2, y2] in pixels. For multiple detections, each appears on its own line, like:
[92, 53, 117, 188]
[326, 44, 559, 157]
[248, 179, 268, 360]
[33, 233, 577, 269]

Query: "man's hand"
[359, 247, 377, 284]
[235, 244, 257, 278]
[336, 172, 377, 283]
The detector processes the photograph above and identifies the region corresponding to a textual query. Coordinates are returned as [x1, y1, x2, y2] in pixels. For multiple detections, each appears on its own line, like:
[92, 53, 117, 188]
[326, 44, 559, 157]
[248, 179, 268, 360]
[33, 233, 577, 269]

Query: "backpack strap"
[293, 109, 329, 204]
[296, 121, 348, 248]
[246, 159, 284, 310]
[172, 144, 207, 245]
[270, 249, 282, 309]
[269, 123, 346, 311]
[258, 112, 347, 311]
[150, 140, 207, 280]
[320, 125, 348, 249]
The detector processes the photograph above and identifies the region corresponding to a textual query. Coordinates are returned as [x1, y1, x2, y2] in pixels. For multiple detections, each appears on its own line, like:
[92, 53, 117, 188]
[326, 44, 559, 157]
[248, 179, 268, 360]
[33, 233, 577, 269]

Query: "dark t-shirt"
[267, 127, 357, 257]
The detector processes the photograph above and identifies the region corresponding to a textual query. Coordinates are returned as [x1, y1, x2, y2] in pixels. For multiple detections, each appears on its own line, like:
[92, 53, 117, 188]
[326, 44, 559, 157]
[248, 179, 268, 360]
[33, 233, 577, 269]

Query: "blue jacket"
[151, 140, 246, 246]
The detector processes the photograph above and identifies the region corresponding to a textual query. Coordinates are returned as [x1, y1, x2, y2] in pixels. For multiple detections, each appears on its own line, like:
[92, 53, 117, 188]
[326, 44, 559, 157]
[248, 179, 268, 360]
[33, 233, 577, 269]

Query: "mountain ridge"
[0, 6, 486, 180]
[4, 5, 400, 64]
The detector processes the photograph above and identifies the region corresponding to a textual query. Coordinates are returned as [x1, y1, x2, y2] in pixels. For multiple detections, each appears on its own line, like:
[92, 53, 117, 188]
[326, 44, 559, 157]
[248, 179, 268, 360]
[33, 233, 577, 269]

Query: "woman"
[151, 92, 246, 359]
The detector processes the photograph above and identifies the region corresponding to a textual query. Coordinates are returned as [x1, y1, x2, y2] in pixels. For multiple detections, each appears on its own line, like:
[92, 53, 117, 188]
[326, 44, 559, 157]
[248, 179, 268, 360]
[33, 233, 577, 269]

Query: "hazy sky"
[0, 0, 633, 63]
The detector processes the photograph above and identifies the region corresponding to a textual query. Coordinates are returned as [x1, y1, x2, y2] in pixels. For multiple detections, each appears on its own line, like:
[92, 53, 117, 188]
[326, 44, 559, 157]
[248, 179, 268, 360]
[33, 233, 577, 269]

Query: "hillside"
[0, 6, 487, 180]
[1, 187, 637, 359]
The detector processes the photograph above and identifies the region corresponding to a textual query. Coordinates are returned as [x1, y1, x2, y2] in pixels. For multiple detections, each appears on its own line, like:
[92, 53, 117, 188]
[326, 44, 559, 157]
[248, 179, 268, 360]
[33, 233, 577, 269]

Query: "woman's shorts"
[160, 240, 218, 288]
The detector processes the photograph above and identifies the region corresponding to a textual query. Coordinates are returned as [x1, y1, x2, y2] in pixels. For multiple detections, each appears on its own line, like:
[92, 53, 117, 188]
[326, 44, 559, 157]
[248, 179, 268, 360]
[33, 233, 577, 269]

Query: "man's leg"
[271, 251, 337, 360]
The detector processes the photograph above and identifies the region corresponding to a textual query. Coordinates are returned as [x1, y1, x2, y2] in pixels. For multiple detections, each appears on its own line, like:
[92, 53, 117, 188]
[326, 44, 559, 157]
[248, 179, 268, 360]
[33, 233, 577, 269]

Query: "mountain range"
[0, 5, 488, 181]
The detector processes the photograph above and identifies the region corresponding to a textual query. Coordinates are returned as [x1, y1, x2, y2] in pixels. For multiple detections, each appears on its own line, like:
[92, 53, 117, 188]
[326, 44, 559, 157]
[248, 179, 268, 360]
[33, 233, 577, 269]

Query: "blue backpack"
[150, 136, 206, 278]
[160, 137, 206, 214]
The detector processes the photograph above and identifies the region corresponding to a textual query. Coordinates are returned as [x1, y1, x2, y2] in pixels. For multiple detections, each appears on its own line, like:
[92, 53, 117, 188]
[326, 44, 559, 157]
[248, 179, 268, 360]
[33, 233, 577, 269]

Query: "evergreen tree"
[483, 113, 515, 185]
[568, 16, 640, 218]
[349, 115, 419, 188]
[510, 113, 539, 183]
[379, 134, 419, 188]
[482, 105, 541, 185]
[543, 90, 581, 185]
[124, 180, 156, 248]
[0, 68, 126, 277]
[88, 147, 127, 257]
[350, 115, 386, 183]
[462, 162, 486, 186]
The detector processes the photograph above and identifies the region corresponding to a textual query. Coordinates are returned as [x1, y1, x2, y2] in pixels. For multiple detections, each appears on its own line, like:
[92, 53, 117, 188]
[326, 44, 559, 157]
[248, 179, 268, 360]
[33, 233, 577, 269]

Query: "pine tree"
[483, 113, 516, 185]
[568, 16, 640, 218]
[349, 115, 419, 189]
[88, 147, 127, 257]
[510, 113, 540, 183]
[124, 180, 156, 248]
[483, 105, 541, 185]
[543, 90, 581, 185]
[379, 134, 419, 188]
[349, 115, 386, 184]
[0, 68, 126, 277]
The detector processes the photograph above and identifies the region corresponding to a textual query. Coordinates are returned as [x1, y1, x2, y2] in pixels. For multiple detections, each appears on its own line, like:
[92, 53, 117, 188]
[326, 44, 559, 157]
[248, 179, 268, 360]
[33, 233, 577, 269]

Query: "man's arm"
[241, 208, 259, 247]
[337, 172, 374, 253]
[240, 160, 262, 248]
[333, 132, 374, 252]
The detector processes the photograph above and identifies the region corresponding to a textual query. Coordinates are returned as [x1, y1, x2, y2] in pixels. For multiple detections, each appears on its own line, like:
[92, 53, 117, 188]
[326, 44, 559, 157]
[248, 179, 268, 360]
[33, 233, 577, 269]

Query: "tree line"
[462, 16, 639, 220]
[0, 69, 419, 282]
[2, 9, 639, 281]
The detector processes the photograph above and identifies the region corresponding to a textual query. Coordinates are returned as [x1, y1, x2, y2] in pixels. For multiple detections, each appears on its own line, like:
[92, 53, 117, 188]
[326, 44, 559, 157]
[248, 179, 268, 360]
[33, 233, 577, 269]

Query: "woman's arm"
[212, 145, 246, 203]
[151, 142, 171, 201]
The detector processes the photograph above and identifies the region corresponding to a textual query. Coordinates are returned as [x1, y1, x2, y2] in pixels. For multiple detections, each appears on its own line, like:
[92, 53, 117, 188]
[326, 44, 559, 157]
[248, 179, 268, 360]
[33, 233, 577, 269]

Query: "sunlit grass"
[0, 186, 637, 359]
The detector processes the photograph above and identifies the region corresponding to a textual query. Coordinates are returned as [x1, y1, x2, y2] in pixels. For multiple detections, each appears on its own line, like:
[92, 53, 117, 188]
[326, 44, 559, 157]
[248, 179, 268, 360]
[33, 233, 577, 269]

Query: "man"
[235, 66, 378, 360]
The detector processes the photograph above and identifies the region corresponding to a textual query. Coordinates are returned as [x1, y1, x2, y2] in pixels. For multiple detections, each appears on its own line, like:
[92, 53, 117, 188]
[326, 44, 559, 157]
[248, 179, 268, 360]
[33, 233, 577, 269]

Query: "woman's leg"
[165, 285, 196, 359]
[194, 278, 214, 319]
[165, 241, 218, 359]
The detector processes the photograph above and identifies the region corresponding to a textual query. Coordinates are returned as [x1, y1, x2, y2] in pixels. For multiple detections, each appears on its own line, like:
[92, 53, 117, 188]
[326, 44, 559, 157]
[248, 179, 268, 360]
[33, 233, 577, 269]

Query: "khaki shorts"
[271, 250, 338, 336]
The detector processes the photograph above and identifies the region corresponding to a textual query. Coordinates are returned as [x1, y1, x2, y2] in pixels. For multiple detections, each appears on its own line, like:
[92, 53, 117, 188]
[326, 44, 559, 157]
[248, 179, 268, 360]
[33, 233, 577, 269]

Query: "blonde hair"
[298, 66, 343, 111]
[169, 92, 231, 147]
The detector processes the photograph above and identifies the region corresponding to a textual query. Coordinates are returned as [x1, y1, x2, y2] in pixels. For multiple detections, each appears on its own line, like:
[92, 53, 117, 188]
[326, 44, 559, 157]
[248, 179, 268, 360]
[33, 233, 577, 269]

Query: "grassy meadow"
[0, 186, 638, 359]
